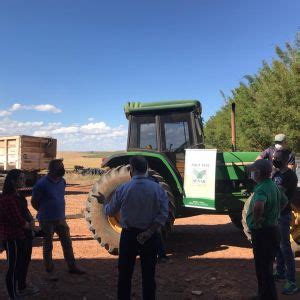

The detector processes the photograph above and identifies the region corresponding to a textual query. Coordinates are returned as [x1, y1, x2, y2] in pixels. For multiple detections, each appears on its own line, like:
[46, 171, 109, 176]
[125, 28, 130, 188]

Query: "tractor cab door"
[160, 112, 196, 179]
[128, 115, 158, 151]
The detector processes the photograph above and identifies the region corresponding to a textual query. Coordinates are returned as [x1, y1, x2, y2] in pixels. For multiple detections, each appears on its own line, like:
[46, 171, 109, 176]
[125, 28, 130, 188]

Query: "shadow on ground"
[167, 222, 251, 258]
[1, 222, 299, 300]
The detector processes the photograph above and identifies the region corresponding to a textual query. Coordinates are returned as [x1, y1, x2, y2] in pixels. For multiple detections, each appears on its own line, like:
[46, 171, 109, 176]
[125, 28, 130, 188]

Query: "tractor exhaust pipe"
[231, 102, 237, 152]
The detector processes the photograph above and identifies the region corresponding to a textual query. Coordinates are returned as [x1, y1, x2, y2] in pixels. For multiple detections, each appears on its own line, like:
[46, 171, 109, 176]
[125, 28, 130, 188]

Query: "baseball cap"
[274, 133, 286, 142]
[248, 159, 272, 175]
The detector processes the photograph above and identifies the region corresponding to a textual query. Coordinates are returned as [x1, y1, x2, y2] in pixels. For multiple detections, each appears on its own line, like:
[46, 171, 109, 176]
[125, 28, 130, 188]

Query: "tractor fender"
[101, 151, 183, 204]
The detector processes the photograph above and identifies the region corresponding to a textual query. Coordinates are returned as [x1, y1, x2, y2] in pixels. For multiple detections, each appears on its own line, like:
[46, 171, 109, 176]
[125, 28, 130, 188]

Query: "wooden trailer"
[0, 135, 57, 190]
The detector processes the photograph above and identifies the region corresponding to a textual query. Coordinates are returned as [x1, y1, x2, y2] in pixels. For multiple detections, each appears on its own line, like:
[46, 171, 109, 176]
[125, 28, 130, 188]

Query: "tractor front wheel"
[85, 165, 175, 255]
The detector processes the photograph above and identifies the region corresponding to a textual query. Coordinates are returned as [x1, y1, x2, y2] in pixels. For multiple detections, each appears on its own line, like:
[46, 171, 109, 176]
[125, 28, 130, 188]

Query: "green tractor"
[85, 100, 300, 255]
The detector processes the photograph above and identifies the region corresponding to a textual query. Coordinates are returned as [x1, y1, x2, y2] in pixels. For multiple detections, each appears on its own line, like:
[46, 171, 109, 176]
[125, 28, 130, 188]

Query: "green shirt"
[246, 179, 288, 230]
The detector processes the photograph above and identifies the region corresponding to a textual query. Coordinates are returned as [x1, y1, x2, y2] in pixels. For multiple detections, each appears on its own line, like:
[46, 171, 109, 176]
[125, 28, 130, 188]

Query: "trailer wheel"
[85, 165, 175, 255]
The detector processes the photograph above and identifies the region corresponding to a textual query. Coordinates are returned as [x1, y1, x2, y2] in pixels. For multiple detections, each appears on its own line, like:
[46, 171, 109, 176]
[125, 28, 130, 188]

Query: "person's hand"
[137, 229, 153, 245]
[30, 220, 35, 230]
[92, 192, 106, 204]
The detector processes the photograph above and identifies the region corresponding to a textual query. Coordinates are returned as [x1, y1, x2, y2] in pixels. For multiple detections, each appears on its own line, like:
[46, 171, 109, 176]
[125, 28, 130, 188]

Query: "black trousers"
[251, 226, 280, 300]
[3, 237, 32, 298]
[118, 228, 158, 300]
[16, 237, 33, 290]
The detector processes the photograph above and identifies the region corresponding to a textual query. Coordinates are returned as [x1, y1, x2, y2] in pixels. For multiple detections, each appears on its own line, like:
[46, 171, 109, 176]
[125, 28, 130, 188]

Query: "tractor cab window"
[128, 115, 157, 150]
[161, 113, 193, 152]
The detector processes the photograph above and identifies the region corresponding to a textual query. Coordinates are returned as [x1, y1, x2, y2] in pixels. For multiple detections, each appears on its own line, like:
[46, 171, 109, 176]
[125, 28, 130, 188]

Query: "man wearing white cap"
[256, 134, 296, 170]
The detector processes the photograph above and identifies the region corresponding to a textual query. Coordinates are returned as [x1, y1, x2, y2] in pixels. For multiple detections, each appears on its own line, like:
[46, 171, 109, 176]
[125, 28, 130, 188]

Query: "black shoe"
[68, 267, 86, 275]
[157, 256, 170, 264]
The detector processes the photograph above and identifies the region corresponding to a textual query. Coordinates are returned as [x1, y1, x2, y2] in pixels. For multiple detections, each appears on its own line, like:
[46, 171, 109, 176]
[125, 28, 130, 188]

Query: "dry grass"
[57, 151, 104, 169]
[64, 172, 100, 185]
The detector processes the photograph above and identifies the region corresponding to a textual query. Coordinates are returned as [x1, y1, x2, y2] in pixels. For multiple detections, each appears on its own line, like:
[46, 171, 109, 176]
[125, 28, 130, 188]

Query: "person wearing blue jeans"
[276, 214, 295, 282]
[272, 149, 298, 295]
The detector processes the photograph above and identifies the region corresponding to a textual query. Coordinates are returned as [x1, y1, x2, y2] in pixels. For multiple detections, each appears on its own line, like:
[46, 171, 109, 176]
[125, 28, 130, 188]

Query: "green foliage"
[205, 42, 300, 153]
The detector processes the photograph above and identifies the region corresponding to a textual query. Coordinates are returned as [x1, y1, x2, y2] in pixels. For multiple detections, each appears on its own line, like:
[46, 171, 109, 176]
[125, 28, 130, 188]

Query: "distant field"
[57, 151, 122, 169]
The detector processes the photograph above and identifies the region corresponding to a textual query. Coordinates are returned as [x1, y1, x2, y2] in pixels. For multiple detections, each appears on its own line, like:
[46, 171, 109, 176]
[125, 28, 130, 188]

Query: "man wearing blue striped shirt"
[104, 156, 169, 300]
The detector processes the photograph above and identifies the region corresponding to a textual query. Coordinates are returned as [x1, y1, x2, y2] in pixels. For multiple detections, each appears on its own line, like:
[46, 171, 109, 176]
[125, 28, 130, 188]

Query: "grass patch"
[64, 172, 100, 185]
[80, 151, 124, 158]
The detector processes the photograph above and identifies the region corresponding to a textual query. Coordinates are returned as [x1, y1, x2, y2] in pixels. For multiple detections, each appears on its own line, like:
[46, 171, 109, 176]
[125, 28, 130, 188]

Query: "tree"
[205, 40, 300, 153]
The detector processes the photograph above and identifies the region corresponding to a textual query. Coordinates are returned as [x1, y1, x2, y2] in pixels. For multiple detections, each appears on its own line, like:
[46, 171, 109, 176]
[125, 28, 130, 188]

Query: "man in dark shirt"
[32, 159, 85, 280]
[257, 134, 296, 170]
[272, 149, 298, 295]
[102, 156, 169, 300]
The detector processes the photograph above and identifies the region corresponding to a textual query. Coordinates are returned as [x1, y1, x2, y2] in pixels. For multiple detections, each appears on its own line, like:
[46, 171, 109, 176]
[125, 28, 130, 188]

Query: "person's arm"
[31, 185, 43, 211]
[153, 187, 169, 227]
[253, 201, 265, 226]
[137, 187, 169, 244]
[256, 148, 269, 160]
[3, 196, 30, 229]
[279, 189, 288, 211]
[282, 174, 297, 204]
[19, 194, 35, 222]
[103, 188, 122, 217]
[288, 153, 296, 170]
[251, 190, 267, 227]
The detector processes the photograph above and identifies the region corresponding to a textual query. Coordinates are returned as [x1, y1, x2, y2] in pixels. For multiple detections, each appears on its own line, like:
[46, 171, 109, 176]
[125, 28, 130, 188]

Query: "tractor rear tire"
[229, 212, 243, 229]
[242, 194, 300, 257]
[84, 165, 176, 255]
[290, 208, 300, 257]
[241, 194, 253, 241]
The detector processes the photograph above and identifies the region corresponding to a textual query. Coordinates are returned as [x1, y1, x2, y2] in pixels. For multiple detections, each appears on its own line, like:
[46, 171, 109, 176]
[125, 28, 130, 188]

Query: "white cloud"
[80, 122, 110, 134]
[88, 117, 94, 121]
[0, 110, 12, 117]
[10, 103, 23, 111]
[52, 126, 79, 134]
[9, 103, 61, 113]
[0, 117, 127, 150]
[34, 104, 61, 113]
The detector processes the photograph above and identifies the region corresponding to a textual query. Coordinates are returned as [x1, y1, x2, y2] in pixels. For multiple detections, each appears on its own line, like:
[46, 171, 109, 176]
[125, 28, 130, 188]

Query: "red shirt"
[0, 193, 26, 240]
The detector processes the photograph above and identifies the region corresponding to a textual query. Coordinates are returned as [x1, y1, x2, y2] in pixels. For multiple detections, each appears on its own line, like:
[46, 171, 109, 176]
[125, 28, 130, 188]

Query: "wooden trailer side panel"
[20, 136, 57, 170]
[0, 137, 21, 170]
[0, 135, 57, 171]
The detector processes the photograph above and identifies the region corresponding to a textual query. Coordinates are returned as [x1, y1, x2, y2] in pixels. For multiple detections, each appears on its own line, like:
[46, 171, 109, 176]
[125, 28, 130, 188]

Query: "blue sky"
[0, 0, 299, 150]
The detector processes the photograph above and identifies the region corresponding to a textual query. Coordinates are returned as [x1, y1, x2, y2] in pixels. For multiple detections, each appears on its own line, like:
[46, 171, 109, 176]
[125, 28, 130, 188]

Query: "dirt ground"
[1, 183, 299, 300]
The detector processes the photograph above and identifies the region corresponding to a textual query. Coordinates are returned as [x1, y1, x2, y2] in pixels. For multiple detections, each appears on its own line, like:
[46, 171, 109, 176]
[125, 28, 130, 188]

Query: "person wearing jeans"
[272, 149, 298, 295]
[40, 219, 77, 273]
[32, 159, 85, 280]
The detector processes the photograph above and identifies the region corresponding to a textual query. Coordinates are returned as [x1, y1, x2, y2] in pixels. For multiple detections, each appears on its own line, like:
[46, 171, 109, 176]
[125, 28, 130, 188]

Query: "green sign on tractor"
[84, 100, 300, 256]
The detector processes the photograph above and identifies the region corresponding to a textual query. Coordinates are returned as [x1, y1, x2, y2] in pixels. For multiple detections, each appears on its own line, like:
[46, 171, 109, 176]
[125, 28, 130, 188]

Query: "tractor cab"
[125, 100, 205, 170]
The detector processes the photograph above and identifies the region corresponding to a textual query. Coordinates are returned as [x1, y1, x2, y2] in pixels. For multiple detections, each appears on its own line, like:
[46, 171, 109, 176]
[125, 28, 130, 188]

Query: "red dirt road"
[1, 184, 299, 299]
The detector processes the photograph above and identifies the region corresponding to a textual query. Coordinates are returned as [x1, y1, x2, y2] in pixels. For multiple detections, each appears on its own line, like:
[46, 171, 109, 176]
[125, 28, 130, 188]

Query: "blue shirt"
[104, 175, 169, 230]
[32, 175, 66, 221]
